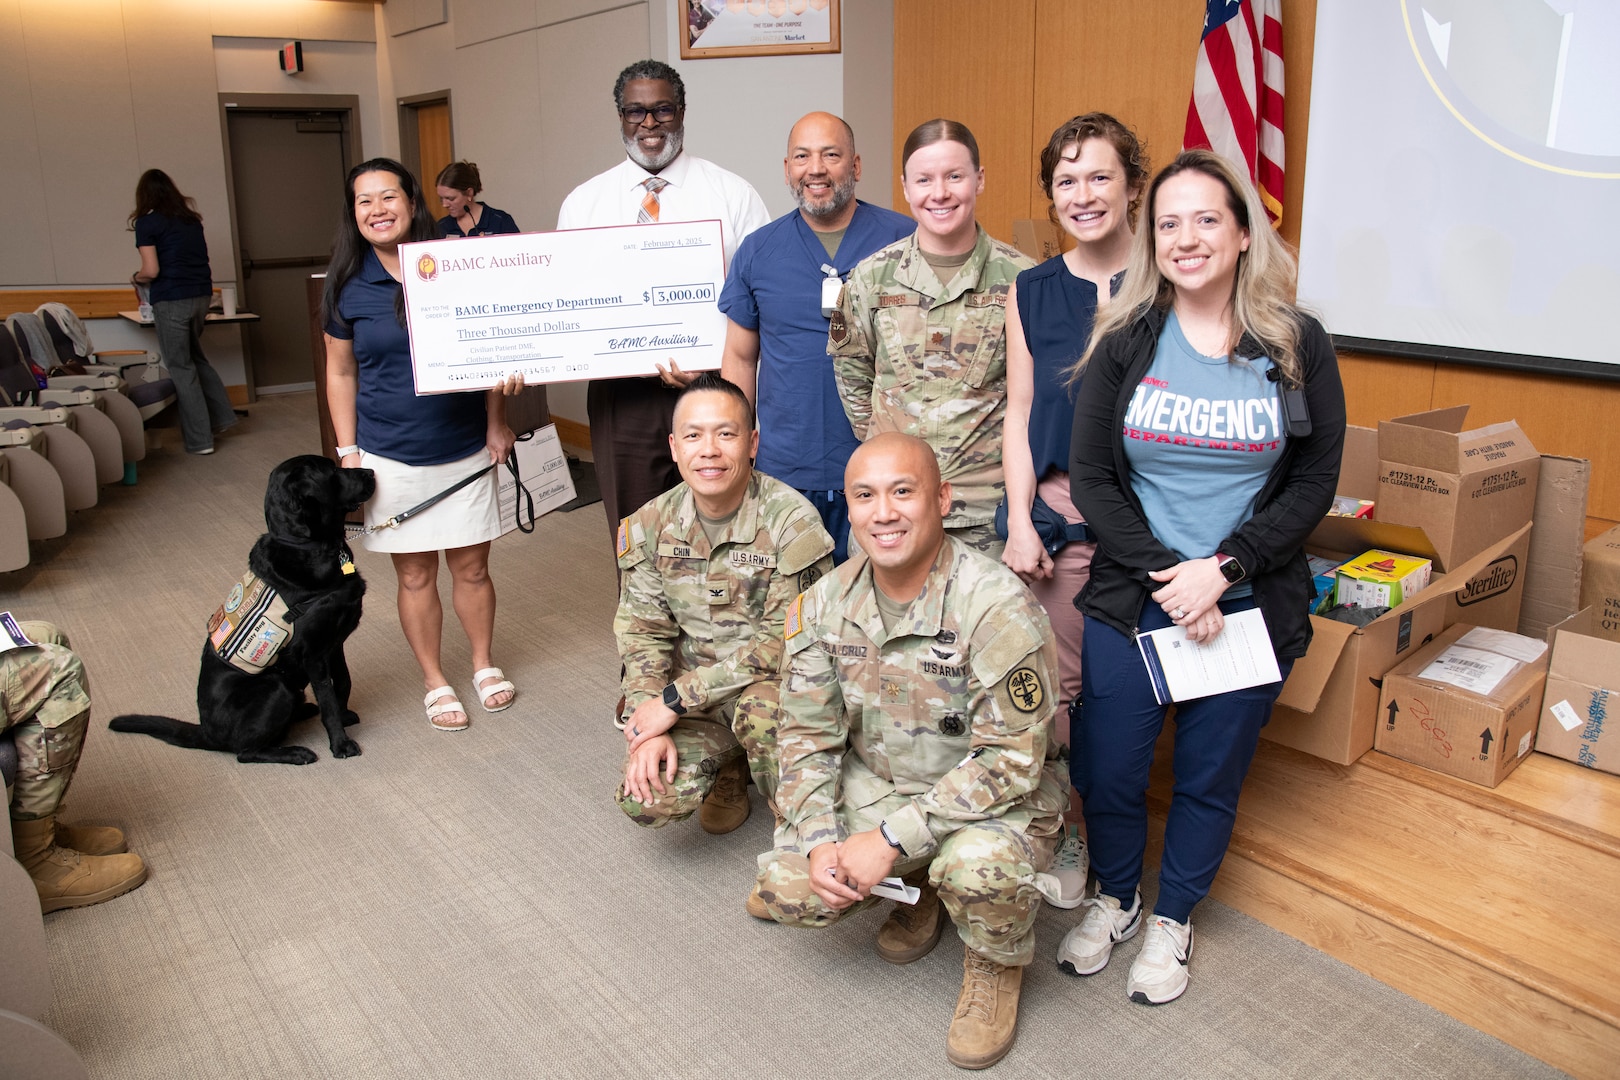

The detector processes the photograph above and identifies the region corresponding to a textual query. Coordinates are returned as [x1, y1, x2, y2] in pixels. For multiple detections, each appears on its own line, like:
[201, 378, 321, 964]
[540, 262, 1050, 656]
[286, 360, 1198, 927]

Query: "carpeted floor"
[4, 393, 1567, 1079]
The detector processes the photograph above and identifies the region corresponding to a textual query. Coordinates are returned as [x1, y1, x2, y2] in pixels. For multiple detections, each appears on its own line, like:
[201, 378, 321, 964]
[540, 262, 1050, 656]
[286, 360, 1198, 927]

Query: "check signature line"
[592, 343, 709, 356]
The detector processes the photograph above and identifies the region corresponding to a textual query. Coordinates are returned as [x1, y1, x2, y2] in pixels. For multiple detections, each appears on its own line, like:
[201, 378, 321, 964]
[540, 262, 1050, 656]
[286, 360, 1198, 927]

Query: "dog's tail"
[108, 714, 220, 751]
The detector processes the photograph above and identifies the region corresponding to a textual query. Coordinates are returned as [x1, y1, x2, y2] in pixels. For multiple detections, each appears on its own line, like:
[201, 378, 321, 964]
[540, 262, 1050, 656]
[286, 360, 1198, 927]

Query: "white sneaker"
[1034, 828, 1090, 909]
[1127, 915, 1194, 1004]
[1055, 890, 1141, 976]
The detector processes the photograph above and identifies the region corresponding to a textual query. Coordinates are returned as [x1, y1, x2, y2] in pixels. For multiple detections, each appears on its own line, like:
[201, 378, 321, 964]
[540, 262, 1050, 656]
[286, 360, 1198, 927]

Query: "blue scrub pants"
[798, 488, 850, 564]
[1072, 596, 1292, 924]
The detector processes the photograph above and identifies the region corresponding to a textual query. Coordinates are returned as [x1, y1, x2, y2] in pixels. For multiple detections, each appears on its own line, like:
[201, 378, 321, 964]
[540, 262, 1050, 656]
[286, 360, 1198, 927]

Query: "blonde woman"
[1059, 150, 1345, 1005]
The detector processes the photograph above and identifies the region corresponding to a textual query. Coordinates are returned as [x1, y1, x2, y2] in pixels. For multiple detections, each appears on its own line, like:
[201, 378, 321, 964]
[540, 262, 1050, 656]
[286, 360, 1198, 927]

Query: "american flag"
[1183, 0, 1285, 227]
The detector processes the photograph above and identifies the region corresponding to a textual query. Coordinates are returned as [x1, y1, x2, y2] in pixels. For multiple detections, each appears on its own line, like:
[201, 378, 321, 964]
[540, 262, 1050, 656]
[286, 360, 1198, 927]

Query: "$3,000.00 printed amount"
[400, 219, 726, 394]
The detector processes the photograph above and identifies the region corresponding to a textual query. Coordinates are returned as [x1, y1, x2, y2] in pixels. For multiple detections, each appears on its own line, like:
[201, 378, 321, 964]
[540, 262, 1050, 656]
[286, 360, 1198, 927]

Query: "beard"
[792, 172, 857, 219]
[623, 126, 684, 172]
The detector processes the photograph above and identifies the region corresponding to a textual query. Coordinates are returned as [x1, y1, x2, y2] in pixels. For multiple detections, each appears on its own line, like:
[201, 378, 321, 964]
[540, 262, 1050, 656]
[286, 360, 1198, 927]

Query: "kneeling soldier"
[616, 373, 834, 857]
[758, 432, 1066, 1070]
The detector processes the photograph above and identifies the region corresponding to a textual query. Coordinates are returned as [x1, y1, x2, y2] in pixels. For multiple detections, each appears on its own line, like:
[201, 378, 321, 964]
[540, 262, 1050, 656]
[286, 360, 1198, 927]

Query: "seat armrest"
[46, 375, 120, 392]
[0, 407, 69, 425]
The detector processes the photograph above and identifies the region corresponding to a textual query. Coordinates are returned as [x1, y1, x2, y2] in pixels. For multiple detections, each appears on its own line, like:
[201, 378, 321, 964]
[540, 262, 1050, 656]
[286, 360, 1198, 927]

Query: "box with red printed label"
[1376, 623, 1549, 788]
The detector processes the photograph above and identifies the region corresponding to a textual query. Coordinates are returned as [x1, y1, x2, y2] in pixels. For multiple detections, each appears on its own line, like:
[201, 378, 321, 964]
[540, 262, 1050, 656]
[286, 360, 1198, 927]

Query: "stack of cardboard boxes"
[1266, 404, 1620, 789]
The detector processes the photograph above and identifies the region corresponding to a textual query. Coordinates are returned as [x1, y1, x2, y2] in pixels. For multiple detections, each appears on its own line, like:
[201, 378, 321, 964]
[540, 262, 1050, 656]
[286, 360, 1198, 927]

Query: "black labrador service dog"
[111, 455, 375, 764]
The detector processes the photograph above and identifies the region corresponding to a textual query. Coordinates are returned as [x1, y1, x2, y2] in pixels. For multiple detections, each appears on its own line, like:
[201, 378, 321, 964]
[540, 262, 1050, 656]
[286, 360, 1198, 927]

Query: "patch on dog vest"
[208, 570, 295, 674]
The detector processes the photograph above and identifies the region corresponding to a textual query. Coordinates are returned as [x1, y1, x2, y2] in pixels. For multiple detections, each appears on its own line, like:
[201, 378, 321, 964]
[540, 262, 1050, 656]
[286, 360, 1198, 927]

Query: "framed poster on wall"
[679, 0, 840, 59]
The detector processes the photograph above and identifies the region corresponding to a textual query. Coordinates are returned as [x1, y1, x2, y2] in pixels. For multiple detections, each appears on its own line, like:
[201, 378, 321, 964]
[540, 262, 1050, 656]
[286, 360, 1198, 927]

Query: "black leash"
[358, 434, 539, 536]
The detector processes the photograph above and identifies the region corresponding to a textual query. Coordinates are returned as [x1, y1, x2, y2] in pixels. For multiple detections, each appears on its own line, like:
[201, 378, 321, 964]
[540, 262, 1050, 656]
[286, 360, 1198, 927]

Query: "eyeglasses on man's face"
[620, 104, 679, 126]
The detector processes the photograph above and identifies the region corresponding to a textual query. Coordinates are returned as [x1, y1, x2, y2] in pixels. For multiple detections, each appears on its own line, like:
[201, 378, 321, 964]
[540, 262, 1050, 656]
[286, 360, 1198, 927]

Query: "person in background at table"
[129, 168, 238, 456]
[830, 119, 1034, 559]
[557, 59, 769, 555]
[1000, 114, 1149, 912]
[1061, 150, 1345, 1006]
[322, 158, 521, 733]
[435, 161, 522, 238]
[719, 111, 914, 563]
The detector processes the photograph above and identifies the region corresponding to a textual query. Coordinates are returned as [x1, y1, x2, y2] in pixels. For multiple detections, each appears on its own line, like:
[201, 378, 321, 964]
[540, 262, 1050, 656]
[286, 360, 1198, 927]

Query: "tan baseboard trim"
[551, 416, 589, 453]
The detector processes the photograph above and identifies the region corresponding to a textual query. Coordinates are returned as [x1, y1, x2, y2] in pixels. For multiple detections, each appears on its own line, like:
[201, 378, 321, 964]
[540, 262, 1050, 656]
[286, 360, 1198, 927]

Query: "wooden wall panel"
[1337, 351, 1435, 430]
[892, 0, 1037, 247]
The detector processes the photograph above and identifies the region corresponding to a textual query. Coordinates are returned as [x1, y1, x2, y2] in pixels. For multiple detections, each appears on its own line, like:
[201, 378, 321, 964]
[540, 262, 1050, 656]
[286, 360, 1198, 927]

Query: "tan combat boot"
[699, 755, 751, 835]
[11, 816, 148, 914]
[946, 945, 1024, 1070]
[875, 877, 945, 964]
[53, 807, 128, 856]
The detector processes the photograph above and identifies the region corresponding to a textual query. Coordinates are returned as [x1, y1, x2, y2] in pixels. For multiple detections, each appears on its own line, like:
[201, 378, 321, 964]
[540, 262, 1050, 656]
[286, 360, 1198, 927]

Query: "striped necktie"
[638, 177, 669, 224]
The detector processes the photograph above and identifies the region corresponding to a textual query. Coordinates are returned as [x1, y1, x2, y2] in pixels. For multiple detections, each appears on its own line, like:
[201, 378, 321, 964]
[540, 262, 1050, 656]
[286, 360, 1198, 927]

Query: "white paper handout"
[0, 612, 35, 653]
[1136, 608, 1283, 706]
[497, 424, 576, 536]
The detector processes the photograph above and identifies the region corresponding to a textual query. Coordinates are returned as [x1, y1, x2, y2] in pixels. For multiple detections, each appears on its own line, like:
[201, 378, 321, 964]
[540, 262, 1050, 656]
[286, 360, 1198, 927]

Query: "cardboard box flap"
[1308, 514, 1442, 568]
[1432, 521, 1532, 605]
[1519, 455, 1590, 638]
[1379, 406, 1472, 471]
[1276, 617, 1357, 713]
[1338, 425, 1378, 502]
[1547, 607, 1618, 676]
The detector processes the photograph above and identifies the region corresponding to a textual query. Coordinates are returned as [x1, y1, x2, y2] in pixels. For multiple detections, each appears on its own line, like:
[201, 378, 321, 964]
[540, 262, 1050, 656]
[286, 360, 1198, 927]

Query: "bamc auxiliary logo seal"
[415, 252, 438, 282]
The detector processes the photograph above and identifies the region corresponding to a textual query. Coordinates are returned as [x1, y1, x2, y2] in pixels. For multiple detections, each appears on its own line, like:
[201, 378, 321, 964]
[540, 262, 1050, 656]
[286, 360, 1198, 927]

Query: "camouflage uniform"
[758, 537, 1067, 965]
[3, 621, 91, 821]
[829, 227, 1035, 555]
[615, 471, 834, 826]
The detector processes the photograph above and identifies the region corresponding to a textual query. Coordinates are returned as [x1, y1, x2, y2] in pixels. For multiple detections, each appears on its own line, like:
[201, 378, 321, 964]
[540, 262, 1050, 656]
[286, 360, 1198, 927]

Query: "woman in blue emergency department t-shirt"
[1060, 150, 1346, 1007]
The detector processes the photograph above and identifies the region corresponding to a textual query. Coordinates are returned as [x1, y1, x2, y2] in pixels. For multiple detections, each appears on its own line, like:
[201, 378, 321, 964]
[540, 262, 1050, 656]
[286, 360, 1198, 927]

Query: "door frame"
[398, 90, 453, 194]
[216, 92, 364, 401]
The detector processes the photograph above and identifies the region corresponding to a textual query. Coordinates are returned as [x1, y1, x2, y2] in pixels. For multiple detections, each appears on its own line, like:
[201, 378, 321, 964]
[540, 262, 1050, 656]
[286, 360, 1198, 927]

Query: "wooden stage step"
[1146, 738, 1620, 1079]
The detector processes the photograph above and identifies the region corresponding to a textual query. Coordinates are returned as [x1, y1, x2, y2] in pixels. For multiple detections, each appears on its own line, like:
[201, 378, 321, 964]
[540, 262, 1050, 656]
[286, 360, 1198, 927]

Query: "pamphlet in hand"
[0, 612, 37, 653]
[1136, 608, 1282, 705]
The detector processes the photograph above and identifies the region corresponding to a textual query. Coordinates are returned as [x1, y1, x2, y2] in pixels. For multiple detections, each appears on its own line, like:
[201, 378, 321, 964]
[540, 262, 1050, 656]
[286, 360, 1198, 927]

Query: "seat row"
[0, 306, 179, 572]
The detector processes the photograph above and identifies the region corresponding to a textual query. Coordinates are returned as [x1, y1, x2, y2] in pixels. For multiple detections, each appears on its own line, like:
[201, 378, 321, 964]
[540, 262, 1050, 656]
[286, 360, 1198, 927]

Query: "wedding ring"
[632, 725, 642, 737]
[1173, 607, 1187, 620]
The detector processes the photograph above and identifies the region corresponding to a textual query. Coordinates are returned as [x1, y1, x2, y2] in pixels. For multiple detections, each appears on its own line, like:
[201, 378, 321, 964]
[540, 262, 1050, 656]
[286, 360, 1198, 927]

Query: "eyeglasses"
[619, 104, 679, 125]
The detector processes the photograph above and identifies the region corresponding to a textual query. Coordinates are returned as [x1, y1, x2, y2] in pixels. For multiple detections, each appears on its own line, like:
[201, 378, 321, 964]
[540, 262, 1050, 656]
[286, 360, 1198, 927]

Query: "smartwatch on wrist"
[878, 820, 905, 854]
[662, 683, 687, 716]
[1215, 552, 1246, 585]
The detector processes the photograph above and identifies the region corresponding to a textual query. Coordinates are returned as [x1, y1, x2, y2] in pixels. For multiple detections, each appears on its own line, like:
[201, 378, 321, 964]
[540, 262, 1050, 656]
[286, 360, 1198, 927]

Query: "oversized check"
[399, 219, 726, 394]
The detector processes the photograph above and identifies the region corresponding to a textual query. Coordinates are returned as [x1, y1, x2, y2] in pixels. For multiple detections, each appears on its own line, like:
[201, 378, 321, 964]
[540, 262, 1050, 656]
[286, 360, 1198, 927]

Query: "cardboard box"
[1376, 406, 1540, 570]
[1536, 608, 1620, 775]
[1579, 523, 1620, 643]
[1335, 549, 1432, 609]
[1376, 623, 1548, 787]
[1517, 455, 1589, 639]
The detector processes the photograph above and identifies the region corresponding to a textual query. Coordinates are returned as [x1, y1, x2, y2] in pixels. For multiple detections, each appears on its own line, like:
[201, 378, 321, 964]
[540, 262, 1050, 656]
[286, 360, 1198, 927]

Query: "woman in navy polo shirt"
[129, 169, 238, 455]
[435, 161, 521, 238]
[322, 158, 519, 731]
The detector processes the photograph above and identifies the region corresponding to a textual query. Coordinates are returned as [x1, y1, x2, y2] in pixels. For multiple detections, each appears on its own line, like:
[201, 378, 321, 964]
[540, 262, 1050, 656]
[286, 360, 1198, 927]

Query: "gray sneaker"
[1127, 915, 1194, 1004]
[1034, 829, 1090, 909]
[1055, 890, 1141, 976]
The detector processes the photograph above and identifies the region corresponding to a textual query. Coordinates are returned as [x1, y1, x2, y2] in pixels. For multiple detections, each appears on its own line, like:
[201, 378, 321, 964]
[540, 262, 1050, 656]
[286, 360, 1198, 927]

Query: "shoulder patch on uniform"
[1004, 666, 1045, 714]
[798, 564, 823, 593]
[616, 518, 631, 558]
[828, 286, 849, 347]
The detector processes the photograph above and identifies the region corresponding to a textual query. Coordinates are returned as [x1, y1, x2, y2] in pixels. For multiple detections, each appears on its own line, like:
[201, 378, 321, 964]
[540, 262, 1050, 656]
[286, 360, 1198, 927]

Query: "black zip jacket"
[1068, 304, 1346, 659]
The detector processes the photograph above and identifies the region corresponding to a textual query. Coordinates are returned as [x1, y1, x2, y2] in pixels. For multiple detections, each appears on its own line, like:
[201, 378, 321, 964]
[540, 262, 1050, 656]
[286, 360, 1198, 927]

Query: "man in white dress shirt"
[558, 59, 770, 550]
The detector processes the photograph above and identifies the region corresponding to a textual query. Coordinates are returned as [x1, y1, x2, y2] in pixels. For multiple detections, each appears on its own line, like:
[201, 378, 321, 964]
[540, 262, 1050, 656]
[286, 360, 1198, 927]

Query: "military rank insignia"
[784, 593, 805, 640]
[1006, 666, 1045, 713]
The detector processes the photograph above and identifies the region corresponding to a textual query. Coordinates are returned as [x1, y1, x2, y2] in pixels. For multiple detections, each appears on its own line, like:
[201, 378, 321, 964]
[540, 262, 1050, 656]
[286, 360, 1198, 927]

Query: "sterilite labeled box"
[1377, 406, 1540, 571]
[1376, 623, 1548, 788]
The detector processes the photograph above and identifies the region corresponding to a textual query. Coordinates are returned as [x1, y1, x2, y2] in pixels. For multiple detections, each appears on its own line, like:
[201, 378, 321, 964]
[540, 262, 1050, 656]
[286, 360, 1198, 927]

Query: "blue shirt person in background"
[719, 112, 914, 563]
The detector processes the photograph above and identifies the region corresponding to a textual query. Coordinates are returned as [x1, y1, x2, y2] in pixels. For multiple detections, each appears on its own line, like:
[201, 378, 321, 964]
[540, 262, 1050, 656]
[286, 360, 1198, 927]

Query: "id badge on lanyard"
[820, 263, 842, 317]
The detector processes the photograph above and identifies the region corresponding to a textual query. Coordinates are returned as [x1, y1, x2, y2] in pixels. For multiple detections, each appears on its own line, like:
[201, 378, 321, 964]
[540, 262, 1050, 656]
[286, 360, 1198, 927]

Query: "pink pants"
[1026, 471, 1093, 750]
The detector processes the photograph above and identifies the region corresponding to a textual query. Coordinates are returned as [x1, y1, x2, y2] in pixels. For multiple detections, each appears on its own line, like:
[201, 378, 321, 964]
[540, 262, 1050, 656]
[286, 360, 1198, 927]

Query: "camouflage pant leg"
[947, 523, 1004, 561]
[929, 820, 1057, 966]
[3, 640, 92, 821]
[731, 681, 780, 808]
[614, 716, 744, 828]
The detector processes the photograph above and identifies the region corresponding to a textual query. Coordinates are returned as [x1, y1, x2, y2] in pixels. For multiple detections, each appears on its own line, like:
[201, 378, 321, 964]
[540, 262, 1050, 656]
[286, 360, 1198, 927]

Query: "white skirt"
[359, 447, 502, 554]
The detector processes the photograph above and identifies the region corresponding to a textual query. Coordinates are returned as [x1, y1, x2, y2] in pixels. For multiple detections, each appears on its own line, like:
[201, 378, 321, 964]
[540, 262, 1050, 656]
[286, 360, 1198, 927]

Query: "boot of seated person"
[11, 815, 146, 914]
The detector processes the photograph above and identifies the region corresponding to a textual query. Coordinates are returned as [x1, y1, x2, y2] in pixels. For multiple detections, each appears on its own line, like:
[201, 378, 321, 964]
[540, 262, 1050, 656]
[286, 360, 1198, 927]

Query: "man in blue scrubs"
[719, 113, 914, 562]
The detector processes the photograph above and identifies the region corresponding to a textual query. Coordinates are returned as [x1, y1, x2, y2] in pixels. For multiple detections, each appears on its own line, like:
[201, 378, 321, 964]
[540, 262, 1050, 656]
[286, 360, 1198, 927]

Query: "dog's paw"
[342, 710, 360, 727]
[332, 738, 362, 758]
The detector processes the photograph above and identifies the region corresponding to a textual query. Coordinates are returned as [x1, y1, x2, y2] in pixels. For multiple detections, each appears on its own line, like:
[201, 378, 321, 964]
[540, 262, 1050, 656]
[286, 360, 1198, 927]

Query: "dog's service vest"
[208, 570, 297, 674]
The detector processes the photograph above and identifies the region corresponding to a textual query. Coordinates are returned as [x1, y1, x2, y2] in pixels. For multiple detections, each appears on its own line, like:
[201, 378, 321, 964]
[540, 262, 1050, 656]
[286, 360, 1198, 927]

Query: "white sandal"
[474, 667, 516, 713]
[425, 686, 470, 731]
